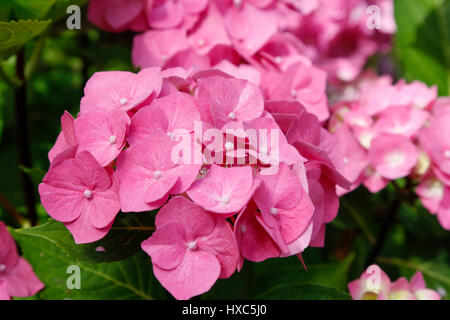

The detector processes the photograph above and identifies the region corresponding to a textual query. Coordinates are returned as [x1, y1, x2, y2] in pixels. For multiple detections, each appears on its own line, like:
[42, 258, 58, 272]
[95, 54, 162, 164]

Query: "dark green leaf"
[12, 230, 167, 300]
[15, 212, 156, 264]
[255, 284, 351, 300]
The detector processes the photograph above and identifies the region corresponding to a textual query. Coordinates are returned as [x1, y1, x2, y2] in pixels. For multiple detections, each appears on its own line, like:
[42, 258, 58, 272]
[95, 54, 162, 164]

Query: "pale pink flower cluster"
[39, 66, 351, 300]
[88, 0, 395, 119]
[0, 222, 44, 300]
[328, 71, 450, 230]
[348, 264, 441, 300]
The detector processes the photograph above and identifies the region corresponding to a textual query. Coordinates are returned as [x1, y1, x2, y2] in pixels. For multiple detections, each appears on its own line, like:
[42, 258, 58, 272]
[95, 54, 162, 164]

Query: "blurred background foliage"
[0, 0, 449, 300]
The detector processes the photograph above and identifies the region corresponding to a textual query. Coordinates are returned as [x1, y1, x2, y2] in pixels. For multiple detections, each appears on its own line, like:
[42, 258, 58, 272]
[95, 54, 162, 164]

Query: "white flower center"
[84, 189, 93, 199]
[197, 38, 205, 47]
[343, 157, 349, 165]
[260, 146, 268, 154]
[187, 241, 197, 251]
[119, 98, 128, 105]
[444, 150, 450, 158]
[233, 0, 242, 8]
[274, 56, 283, 64]
[228, 112, 236, 120]
[109, 135, 117, 144]
[219, 194, 230, 205]
[291, 89, 297, 98]
[0, 264, 6, 272]
[386, 151, 405, 168]
[270, 207, 278, 215]
[153, 170, 162, 180]
[167, 131, 174, 140]
[161, 54, 167, 61]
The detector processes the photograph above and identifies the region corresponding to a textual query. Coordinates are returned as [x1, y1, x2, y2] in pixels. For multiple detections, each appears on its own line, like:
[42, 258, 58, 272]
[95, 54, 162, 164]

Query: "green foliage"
[12, 230, 169, 300]
[394, 0, 450, 95]
[15, 212, 157, 264]
[0, 20, 50, 60]
[255, 284, 351, 300]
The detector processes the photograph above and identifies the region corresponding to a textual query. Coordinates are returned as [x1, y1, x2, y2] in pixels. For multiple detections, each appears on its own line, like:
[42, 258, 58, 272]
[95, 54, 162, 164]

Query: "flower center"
[153, 170, 162, 180]
[343, 157, 349, 165]
[84, 189, 93, 199]
[0, 264, 6, 272]
[219, 194, 230, 205]
[197, 38, 205, 47]
[386, 151, 405, 167]
[109, 135, 117, 144]
[228, 112, 236, 120]
[167, 131, 174, 140]
[444, 150, 450, 158]
[187, 241, 197, 251]
[240, 225, 247, 234]
[233, 0, 242, 8]
[270, 207, 278, 215]
[119, 98, 128, 105]
[291, 89, 297, 98]
[274, 56, 282, 64]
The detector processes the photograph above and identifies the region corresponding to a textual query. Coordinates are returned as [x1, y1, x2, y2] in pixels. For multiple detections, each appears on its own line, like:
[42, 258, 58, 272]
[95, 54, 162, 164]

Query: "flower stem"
[14, 48, 37, 226]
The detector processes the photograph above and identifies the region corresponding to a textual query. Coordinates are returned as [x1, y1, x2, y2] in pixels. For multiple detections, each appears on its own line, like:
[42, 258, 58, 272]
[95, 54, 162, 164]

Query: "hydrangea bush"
[0, 0, 448, 300]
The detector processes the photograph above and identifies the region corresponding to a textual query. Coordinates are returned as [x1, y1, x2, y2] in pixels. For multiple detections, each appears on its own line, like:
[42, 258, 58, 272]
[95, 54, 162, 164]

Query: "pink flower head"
[48, 111, 77, 163]
[0, 281, 10, 300]
[39, 146, 121, 244]
[369, 134, 419, 180]
[252, 163, 315, 255]
[74, 110, 129, 166]
[128, 92, 200, 145]
[147, 0, 209, 30]
[349, 265, 441, 300]
[0, 222, 44, 298]
[197, 76, 264, 129]
[261, 61, 330, 122]
[419, 112, 450, 176]
[132, 29, 190, 68]
[80, 68, 162, 114]
[87, 0, 150, 32]
[409, 271, 442, 300]
[372, 106, 429, 138]
[141, 196, 238, 300]
[187, 165, 260, 216]
[348, 264, 392, 300]
[334, 124, 368, 188]
[224, 2, 278, 56]
[234, 202, 281, 263]
[117, 130, 201, 212]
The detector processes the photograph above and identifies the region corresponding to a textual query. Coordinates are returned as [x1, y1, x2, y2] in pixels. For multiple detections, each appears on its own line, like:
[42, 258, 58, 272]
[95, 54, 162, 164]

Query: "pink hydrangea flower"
[141, 196, 238, 300]
[39, 147, 121, 244]
[74, 110, 129, 166]
[349, 264, 441, 300]
[48, 111, 78, 163]
[187, 165, 260, 216]
[0, 222, 44, 298]
[368, 134, 419, 180]
[117, 130, 201, 212]
[80, 68, 162, 115]
[0, 281, 10, 300]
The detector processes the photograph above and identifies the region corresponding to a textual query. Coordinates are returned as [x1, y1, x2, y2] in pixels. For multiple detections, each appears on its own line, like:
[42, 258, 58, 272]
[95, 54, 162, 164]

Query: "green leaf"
[252, 254, 355, 293]
[255, 284, 351, 300]
[394, 0, 450, 95]
[15, 212, 156, 264]
[0, 20, 50, 60]
[12, 230, 166, 300]
[19, 165, 45, 186]
[13, 0, 56, 20]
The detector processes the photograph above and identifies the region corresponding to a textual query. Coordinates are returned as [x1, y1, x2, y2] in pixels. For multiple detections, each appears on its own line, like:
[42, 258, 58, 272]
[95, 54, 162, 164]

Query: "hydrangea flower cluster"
[88, 0, 395, 117]
[38, 66, 352, 299]
[348, 264, 441, 300]
[328, 71, 450, 230]
[0, 222, 44, 300]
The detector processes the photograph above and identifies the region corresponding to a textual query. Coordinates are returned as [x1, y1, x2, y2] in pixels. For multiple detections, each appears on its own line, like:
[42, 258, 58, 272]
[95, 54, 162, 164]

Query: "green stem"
[342, 199, 376, 245]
